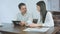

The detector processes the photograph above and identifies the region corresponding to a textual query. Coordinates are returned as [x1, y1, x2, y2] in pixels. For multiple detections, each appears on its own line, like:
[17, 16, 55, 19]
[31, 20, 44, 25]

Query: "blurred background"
[0, 0, 60, 23]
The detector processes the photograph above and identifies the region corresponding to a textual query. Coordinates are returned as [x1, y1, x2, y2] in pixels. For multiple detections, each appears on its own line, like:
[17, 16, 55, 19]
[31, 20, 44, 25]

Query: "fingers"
[19, 22, 25, 26]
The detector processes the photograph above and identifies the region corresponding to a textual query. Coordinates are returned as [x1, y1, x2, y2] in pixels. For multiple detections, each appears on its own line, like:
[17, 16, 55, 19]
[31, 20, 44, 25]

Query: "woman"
[28, 1, 54, 27]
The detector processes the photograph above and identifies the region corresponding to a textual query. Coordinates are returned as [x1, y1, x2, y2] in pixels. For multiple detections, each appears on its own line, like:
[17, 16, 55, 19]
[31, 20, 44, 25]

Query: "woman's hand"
[29, 23, 42, 28]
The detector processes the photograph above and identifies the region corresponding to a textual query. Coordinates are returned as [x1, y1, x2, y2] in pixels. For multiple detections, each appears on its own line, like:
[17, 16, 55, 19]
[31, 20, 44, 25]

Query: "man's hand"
[19, 21, 26, 26]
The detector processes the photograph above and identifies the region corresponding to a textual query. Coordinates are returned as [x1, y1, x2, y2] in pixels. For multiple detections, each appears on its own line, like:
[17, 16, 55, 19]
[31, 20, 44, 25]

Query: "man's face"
[20, 5, 27, 13]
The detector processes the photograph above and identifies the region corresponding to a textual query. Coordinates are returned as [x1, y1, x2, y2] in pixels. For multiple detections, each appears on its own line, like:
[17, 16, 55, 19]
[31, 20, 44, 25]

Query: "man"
[14, 3, 32, 26]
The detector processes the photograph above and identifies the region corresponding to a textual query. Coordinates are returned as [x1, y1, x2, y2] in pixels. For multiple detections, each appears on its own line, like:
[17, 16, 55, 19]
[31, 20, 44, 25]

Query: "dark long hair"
[36, 1, 47, 23]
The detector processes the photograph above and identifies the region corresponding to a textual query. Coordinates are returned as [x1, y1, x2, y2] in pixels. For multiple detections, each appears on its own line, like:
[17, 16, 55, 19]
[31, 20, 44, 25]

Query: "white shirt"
[27, 11, 54, 27]
[14, 12, 32, 23]
[43, 12, 54, 27]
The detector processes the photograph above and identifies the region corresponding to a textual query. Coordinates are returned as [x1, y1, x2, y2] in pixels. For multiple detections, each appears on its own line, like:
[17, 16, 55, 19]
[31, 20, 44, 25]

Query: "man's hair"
[18, 3, 26, 9]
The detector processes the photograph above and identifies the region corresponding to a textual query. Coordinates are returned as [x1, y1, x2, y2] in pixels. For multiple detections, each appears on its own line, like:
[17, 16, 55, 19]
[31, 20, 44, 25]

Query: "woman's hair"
[36, 1, 47, 23]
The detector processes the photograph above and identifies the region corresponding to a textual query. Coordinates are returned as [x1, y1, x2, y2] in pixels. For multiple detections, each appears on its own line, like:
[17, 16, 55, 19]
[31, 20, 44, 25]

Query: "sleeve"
[43, 12, 54, 27]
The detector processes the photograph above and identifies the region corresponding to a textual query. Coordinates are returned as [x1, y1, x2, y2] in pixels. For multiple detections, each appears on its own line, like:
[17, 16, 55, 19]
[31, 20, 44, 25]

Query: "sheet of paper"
[23, 28, 50, 32]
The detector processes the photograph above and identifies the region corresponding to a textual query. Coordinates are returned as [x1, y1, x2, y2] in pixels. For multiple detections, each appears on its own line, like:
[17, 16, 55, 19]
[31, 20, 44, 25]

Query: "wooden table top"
[0, 23, 59, 34]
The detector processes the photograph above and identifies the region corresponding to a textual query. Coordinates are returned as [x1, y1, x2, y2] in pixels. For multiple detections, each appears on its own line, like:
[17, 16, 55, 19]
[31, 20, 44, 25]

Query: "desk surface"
[0, 23, 59, 34]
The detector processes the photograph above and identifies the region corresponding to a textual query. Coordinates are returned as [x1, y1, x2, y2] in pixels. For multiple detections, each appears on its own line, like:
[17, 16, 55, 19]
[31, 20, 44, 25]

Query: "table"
[0, 23, 59, 34]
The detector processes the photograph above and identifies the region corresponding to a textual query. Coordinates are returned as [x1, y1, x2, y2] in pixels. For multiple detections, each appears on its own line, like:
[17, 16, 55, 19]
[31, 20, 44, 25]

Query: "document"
[23, 28, 50, 32]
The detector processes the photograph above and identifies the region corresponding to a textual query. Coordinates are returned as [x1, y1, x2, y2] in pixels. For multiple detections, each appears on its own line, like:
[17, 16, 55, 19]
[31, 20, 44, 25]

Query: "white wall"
[0, 0, 59, 23]
[0, 0, 20, 23]
[49, 0, 59, 11]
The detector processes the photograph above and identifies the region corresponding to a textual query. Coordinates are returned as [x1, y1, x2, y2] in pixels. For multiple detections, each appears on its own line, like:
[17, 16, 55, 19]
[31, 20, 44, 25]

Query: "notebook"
[23, 28, 50, 32]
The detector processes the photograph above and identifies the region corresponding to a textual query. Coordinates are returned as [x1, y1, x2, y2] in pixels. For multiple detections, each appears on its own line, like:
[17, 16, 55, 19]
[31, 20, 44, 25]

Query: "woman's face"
[37, 5, 40, 12]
